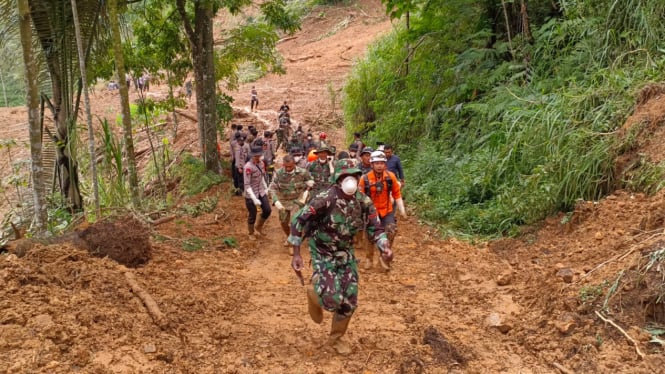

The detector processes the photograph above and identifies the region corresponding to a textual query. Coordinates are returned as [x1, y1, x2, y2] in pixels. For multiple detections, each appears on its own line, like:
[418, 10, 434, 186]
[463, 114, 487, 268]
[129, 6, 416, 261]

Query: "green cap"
[333, 158, 361, 182]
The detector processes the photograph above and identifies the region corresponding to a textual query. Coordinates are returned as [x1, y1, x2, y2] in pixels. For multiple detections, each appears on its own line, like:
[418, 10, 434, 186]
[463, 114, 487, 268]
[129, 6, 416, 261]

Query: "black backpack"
[363, 172, 393, 197]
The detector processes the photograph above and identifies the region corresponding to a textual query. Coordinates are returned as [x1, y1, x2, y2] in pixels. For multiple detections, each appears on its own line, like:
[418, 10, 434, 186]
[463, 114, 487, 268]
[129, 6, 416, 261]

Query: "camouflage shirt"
[288, 185, 389, 257]
[307, 160, 333, 193]
[268, 166, 313, 211]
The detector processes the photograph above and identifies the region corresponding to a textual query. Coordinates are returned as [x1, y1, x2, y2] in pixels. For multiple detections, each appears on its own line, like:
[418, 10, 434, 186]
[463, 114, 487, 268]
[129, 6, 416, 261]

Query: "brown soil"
[2, 0, 665, 372]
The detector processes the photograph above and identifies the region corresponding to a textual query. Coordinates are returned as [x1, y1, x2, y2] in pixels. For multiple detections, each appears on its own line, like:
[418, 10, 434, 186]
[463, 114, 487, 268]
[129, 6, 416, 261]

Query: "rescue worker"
[244, 146, 272, 240]
[234, 135, 250, 195]
[307, 146, 334, 195]
[290, 146, 308, 169]
[303, 133, 316, 153]
[348, 143, 359, 162]
[289, 158, 393, 355]
[288, 133, 303, 155]
[319, 132, 329, 148]
[280, 100, 290, 113]
[383, 144, 405, 187]
[352, 132, 365, 153]
[358, 151, 406, 270]
[250, 86, 259, 111]
[359, 146, 373, 174]
[230, 127, 239, 193]
[269, 155, 314, 250]
[263, 131, 277, 182]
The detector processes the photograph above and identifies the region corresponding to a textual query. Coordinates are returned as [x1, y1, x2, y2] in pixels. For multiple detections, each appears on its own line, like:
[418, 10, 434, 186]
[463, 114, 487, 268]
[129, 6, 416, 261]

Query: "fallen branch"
[552, 362, 575, 374]
[151, 215, 176, 226]
[571, 232, 661, 285]
[278, 36, 298, 44]
[174, 109, 198, 123]
[595, 311, 645, 360]
[124, 271, 170, 330]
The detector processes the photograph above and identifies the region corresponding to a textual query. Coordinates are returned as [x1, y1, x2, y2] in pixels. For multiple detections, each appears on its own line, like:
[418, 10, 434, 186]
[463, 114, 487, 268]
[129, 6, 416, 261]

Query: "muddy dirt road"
[2, 0, 665, 372]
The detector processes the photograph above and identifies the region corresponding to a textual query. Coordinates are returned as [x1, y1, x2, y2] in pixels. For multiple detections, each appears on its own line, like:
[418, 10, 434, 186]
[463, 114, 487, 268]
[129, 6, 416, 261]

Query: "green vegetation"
[174, 154, 224, 197]
[344, 0, 665, 236]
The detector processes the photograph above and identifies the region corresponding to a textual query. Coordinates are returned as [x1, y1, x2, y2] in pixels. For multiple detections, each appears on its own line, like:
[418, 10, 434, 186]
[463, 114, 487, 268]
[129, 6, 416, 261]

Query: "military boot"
[327, 313, 352, 355]
[248, 223, 257, 241]
[306, 285, 323, 324]
[255, 216, 267, 237]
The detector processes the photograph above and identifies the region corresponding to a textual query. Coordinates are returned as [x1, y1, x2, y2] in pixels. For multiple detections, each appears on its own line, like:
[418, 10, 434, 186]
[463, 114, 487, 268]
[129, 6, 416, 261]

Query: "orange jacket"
[358, 170, 401, 218]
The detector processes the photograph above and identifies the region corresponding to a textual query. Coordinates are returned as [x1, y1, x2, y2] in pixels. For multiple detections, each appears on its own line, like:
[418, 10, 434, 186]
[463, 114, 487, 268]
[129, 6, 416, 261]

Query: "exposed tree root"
[124, 270, 170, 330]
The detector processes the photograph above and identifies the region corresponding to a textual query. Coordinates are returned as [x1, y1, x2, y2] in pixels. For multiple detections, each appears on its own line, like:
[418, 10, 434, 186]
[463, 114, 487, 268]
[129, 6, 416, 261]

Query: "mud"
[2, 0, 665, 372]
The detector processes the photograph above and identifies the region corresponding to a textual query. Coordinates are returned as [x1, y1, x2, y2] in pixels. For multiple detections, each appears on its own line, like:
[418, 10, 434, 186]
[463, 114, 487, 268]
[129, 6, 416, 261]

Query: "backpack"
[363, 172, 393, 197]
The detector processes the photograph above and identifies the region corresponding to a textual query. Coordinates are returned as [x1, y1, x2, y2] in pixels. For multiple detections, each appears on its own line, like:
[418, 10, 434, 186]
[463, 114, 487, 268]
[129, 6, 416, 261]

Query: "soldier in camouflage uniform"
[307, 146, 334, 195]
[288, 159, 393, 355]
[269, 155, 314, 250]
[290, 146, 308, 169]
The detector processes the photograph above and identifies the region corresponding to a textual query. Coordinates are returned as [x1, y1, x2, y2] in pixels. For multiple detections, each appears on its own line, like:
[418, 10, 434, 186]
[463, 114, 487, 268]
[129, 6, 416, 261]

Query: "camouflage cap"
[314, 146, 333, 154]
[333, 158, 362, 182]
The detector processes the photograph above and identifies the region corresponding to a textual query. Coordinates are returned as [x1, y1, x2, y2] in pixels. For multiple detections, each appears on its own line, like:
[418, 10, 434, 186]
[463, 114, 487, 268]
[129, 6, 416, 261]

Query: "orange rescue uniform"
[358, 170, 401, 218]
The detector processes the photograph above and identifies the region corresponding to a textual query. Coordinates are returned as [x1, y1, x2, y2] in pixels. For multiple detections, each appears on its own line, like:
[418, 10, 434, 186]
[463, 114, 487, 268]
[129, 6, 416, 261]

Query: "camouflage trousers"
[309, 245, 358, 318]
[278, 208, 292, 236]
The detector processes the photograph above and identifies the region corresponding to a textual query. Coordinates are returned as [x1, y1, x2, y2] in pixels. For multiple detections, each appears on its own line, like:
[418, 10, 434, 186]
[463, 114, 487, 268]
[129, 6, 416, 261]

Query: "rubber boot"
[327, 313, 352, 355]
[255, 216, 267, 237]
[306, 285, 323, 324]
[248, 223, 257, 241]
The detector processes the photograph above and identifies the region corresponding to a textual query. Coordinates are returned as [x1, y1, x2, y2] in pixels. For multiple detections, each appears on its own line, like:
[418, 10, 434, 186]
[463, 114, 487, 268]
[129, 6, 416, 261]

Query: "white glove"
[275, 201, 285, 211]
[305, 180, 315, 188]
[395, 198, 407, 218]
[246, 188, 261, 206]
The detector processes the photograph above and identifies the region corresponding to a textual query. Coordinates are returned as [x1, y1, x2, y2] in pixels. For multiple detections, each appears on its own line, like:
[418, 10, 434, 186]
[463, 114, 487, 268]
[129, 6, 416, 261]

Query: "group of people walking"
[227, 96, 407, 355]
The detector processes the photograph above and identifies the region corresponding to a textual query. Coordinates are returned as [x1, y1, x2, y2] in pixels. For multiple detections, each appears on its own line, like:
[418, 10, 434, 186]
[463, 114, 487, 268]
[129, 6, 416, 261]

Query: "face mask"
[286, 169, 295, 174]
[349, 152, 357, 157]
[341, 176, 358, 195]
[319, 158, 327, 164]
[294, 156, 302, 162]
[307, 136, 312, 140]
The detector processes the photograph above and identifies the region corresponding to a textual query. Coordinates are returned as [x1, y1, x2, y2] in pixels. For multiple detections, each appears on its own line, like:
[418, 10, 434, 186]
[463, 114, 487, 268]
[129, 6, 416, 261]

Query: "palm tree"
[17, 0, 47, 233]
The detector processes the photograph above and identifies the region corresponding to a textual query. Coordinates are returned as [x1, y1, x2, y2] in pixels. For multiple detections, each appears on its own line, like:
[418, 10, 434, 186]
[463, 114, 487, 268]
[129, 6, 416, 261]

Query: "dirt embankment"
[3, 0, 665, 373]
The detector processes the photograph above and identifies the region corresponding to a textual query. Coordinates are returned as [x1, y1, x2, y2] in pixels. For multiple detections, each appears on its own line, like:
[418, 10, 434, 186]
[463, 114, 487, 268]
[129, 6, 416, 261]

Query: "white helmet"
[370, 151, 387, 163]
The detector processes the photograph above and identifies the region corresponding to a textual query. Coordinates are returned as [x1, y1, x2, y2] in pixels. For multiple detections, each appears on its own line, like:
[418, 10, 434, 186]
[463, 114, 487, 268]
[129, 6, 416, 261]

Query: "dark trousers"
[245, 194, 272, 224]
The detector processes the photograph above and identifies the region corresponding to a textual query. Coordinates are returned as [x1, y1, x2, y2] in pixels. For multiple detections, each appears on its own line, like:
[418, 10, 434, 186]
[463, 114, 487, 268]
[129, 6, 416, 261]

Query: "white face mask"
[294, 156, 302, 162]
[319, 158, 327, 164]
[341, 176, 358, 195]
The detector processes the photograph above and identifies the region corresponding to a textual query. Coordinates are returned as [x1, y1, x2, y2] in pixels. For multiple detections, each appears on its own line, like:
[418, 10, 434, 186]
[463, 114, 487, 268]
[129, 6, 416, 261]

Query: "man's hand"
[275, 201, 285, 211]
[291, 250, 304, 285]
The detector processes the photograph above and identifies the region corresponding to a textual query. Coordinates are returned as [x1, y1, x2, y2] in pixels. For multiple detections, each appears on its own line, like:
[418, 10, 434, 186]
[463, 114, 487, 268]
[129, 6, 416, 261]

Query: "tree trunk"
[0, 70, 8, 107]
[177, 0, 220, 173]
[520, 0, 532, 42]
[18, 0, 47, 233]
[71, 0, 100, 218]
[108, 0, 141, 208]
